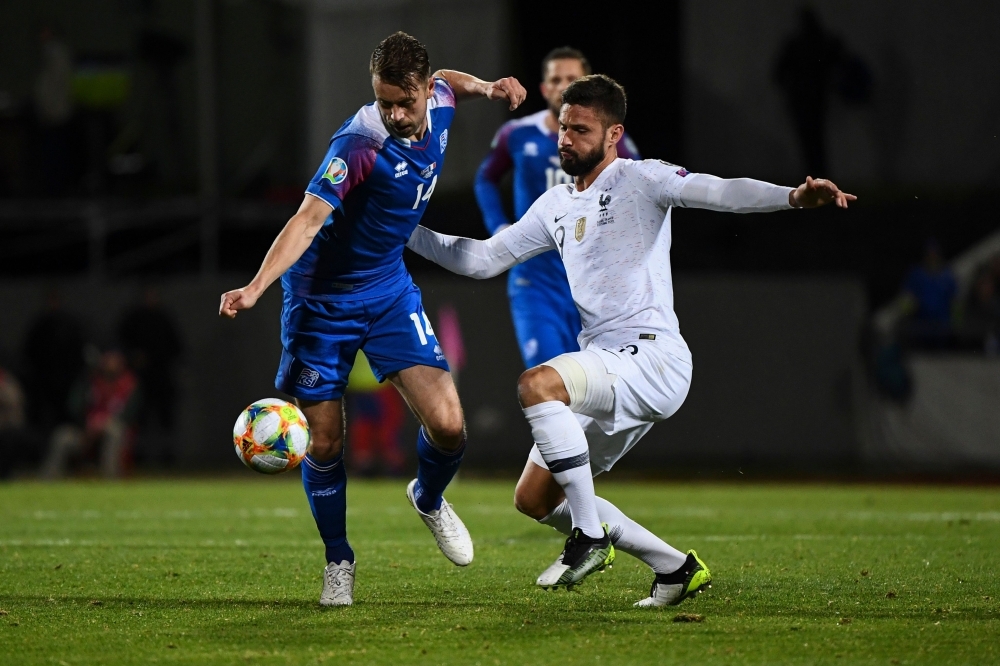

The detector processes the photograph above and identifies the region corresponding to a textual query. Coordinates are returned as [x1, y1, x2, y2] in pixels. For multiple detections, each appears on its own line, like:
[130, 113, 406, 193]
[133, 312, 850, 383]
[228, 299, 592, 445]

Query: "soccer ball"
[233, 399, 310, 474]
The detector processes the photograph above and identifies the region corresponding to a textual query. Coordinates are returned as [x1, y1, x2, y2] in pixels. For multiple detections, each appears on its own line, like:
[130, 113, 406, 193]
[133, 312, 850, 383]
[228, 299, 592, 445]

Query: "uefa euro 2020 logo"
[322, 157, 348, 185]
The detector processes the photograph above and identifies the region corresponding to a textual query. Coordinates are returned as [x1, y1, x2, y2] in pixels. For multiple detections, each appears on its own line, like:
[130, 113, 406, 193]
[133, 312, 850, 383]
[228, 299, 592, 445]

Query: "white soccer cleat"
[319, 560, 355, 607]
[634, 551, 712, 608]
[634, 582, 686, 607]
[406, 479, 474, 566]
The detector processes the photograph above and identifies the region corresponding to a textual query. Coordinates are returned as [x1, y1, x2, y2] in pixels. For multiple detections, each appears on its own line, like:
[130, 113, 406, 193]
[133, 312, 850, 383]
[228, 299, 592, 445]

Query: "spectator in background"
[22, 289, 86, 432]
[34, 23, 75, 195]
[774, 7, 871, 177]
[901, 239, 958, 349]
[42, 348, 140, 479]
[117, 286, 183, 466]
[774, 8, 842, 177]
[964, 254, 1000, 354]
[0, 365, 32, 479]
[345, 351, 405, 477]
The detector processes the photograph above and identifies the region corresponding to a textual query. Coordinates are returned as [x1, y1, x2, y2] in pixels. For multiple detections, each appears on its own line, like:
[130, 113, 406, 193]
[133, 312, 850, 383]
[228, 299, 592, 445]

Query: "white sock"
[523, 401, 603, 538]
[540, 497, 687, 574]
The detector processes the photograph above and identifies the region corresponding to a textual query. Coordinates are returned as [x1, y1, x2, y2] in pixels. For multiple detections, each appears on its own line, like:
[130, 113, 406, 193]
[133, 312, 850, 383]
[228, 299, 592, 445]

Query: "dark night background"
[0, 0, 997, 476]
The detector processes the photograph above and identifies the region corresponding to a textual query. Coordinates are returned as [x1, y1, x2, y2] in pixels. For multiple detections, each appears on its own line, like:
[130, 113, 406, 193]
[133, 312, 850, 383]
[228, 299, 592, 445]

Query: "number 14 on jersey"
[412, 175, 438, 209]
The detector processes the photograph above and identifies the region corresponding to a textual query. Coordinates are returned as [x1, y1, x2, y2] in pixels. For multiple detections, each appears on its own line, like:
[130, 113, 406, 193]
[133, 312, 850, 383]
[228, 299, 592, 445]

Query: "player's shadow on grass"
[3, 595, 322, 611]
[3, 594, 663, 616]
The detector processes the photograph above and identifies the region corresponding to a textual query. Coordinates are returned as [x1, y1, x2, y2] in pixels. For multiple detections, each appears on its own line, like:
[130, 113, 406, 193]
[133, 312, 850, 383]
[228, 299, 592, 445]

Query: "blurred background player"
[219, 32, 526, 606]
[475, 48, 640, 368]
[345, 350, 406, 477]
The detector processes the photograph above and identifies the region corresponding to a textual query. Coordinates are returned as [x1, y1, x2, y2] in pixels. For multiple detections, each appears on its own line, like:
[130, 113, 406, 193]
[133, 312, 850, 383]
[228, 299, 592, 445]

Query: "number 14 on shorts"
[409, 311, 436, 345]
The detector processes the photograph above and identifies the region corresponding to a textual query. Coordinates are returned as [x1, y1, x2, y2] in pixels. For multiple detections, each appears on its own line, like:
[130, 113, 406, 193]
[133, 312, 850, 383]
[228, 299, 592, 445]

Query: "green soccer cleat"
[536, 523, 615, 590]
[634, 550, 712, 608]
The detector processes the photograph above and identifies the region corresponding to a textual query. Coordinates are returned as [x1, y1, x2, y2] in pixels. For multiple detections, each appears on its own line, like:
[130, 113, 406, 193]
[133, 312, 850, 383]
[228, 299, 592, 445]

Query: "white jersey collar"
[567, 158, 622, 198]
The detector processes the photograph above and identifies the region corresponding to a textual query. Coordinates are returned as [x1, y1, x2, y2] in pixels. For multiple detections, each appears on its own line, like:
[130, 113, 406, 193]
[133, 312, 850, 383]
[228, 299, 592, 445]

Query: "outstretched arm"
[407, 210, 555, 280]
[219, 195, 331, 317]
[433, 70, 527, 110]
[406, 227, 518, 280]
[678, 173, 855, 213]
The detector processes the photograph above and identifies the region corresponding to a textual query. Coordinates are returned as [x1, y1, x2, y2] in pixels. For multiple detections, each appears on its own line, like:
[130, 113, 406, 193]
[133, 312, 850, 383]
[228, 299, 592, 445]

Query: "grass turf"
[0, 479, 998, 665]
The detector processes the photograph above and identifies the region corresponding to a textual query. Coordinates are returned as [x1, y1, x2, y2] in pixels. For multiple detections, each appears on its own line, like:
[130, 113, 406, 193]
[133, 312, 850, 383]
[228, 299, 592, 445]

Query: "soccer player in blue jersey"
[219, 32, 526, 606]
[475, 48, 640, 367]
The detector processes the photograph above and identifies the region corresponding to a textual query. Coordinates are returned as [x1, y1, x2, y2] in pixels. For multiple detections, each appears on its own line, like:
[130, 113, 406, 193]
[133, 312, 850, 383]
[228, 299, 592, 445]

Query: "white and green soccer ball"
[232, 398, 310, 474]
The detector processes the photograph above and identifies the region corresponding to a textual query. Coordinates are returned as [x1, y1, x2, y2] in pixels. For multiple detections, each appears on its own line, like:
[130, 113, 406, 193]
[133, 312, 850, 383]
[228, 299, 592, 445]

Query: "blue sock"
[413, 427, 465, 513]
[301, 452, 354, 565]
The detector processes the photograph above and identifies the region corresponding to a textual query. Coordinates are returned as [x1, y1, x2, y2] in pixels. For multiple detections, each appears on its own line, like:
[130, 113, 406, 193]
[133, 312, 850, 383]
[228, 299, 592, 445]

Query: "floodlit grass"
[0, 479, 998, 664]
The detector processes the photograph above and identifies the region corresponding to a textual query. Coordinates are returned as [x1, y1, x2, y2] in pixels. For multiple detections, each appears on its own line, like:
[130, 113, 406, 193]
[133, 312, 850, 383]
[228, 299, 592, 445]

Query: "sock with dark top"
[413, 427, 465, 514]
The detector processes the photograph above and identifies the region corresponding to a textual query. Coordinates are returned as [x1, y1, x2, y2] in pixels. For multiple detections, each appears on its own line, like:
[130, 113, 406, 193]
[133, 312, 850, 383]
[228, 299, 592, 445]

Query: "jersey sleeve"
[497, 198, 557, 262]
[305, 133, 379, 209]
[627, 160, 794, 213]
[617, 131, 642, 160]
[474, 122, 516, 234]
[430, 76, 457, 110]
[622, 159, 692, 210]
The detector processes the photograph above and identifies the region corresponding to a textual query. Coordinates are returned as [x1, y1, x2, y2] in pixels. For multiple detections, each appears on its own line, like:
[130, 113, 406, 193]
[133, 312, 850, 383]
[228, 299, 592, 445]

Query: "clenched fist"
[219, 286, 261, 319]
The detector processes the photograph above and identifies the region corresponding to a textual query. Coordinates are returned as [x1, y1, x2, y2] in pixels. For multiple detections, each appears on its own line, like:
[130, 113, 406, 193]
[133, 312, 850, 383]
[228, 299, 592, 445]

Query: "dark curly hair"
[369, 31, 431, 93]
[561, 74, 627, 127]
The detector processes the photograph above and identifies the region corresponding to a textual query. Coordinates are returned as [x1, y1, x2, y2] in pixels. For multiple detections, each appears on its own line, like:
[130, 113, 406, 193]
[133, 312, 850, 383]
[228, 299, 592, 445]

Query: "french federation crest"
[440, 129, 448, 152]
[322, 157, 348, 185]
[575, 217, 586, 242]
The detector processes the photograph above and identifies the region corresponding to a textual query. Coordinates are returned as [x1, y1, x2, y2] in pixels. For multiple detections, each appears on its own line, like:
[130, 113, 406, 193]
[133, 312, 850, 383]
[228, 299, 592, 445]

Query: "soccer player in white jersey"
[406, 74, 855, 607]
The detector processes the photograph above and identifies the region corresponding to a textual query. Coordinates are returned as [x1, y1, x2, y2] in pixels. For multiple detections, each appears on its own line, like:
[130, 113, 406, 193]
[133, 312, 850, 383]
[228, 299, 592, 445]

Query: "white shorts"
[528, 339, 693, 474]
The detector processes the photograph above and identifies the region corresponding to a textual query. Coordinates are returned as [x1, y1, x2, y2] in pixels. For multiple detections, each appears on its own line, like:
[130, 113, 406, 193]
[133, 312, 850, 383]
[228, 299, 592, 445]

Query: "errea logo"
[394, 161, 409, 178]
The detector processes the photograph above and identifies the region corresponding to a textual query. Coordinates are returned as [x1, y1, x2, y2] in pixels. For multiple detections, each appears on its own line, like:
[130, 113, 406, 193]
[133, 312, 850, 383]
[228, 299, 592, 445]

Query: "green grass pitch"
[1, 479, 998, 664]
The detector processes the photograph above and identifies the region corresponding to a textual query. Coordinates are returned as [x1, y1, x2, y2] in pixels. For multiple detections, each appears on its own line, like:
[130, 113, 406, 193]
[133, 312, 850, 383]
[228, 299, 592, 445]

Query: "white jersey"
[406, 157, 793, 363]
[499, 158, 697, 360]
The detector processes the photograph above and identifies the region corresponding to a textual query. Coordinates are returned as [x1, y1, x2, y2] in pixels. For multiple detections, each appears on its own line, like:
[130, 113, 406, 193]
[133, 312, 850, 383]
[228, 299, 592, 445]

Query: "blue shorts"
[275, 283, 449, 401]
[509, 289, 582, 368]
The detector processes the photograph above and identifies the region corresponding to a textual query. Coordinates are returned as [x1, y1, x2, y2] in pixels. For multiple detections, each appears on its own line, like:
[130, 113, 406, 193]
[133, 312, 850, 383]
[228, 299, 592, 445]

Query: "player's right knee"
[516, 366, 568, 407]
[541, 352, 615, 416]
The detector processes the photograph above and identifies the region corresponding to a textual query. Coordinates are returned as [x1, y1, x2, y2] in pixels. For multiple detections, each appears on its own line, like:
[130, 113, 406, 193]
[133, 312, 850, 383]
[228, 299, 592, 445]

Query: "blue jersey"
[474, 109, 640, 297]
[283, 77, 457, 301]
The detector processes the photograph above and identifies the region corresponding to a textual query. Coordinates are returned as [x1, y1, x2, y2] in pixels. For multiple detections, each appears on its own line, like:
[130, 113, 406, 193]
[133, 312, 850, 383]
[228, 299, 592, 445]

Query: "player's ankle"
[654, 553, 697, 583]
[325, 542, 355, 565]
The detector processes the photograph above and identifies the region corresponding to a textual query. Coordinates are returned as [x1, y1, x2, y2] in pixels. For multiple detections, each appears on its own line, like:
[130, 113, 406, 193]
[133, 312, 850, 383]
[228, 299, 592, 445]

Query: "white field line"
[0, 533, 965, 548]
[11, 508, 1000, 523]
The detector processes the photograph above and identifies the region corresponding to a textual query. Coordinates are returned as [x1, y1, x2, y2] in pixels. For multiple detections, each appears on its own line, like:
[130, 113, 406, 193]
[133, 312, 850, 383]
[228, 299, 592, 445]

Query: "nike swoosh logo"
[553, 214, 568, 224]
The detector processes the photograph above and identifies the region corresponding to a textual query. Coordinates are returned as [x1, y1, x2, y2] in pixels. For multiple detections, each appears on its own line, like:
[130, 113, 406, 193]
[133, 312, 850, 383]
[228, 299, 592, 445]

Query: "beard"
[559, 143, 606, 177]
